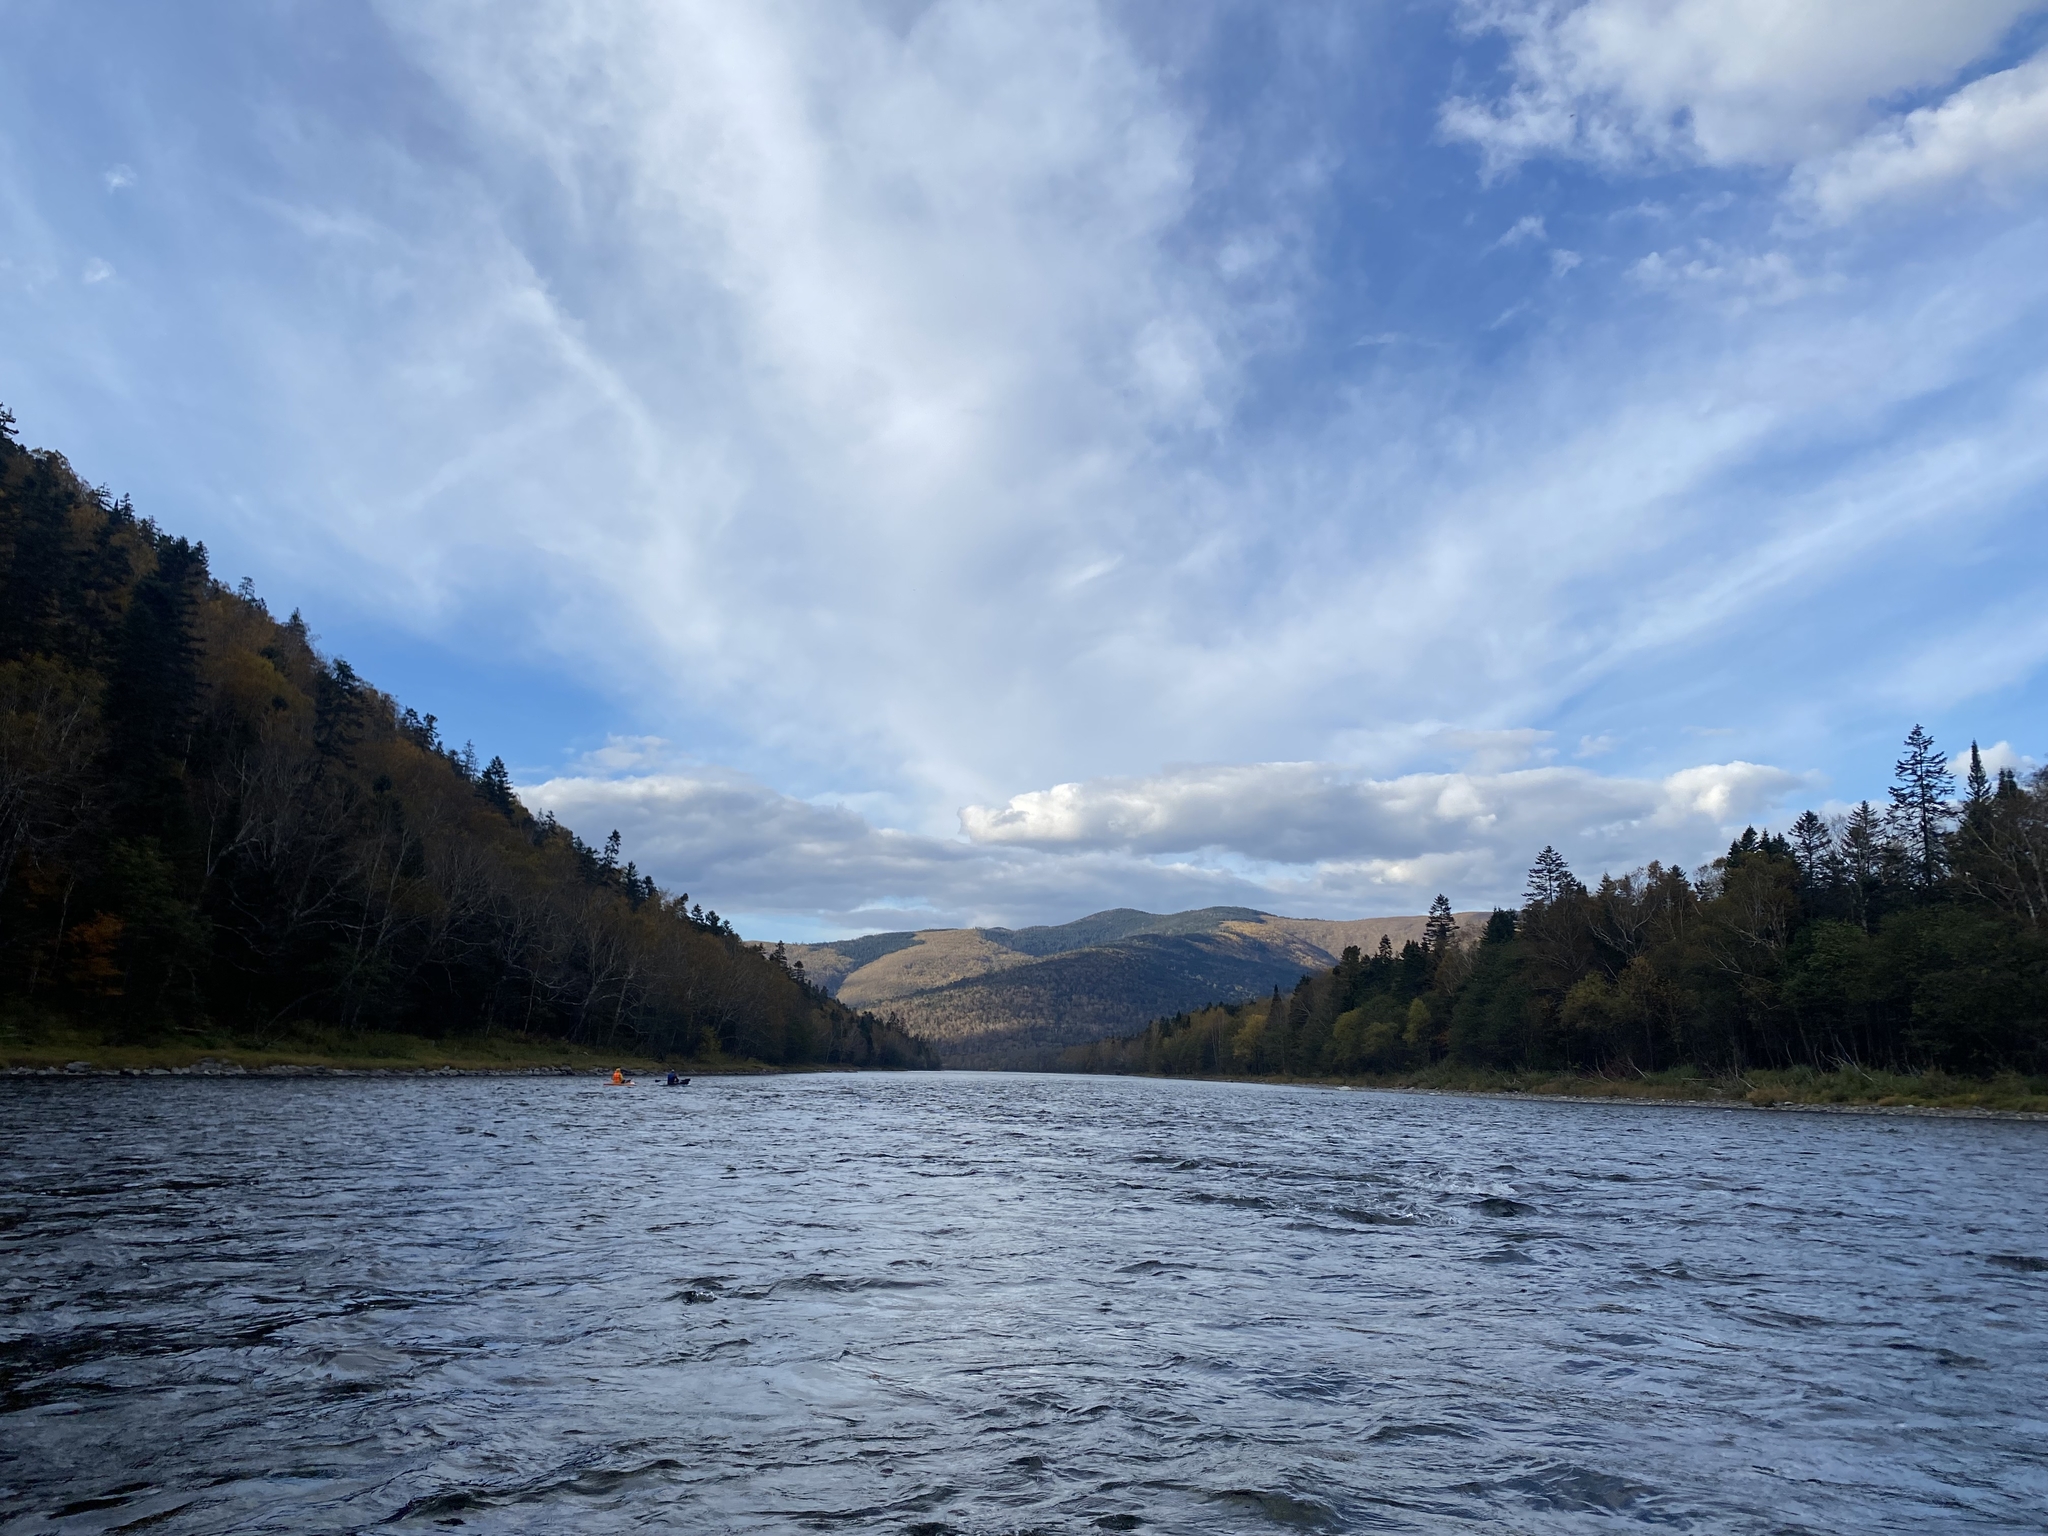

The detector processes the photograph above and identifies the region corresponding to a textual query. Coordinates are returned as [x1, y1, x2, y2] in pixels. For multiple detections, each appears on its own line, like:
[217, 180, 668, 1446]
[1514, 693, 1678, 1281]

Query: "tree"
[1888, 725, 1954, 890]
[1965, 742, 1991, 808]
[1423, 893, 1458, 954]
[1524, 846, 1580, 907]
[477, 755, 516, 818]
[1788, 810, 1834, 889]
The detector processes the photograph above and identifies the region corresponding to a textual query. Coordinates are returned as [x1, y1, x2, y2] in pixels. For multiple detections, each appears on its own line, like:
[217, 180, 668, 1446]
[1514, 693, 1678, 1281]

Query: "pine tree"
[1888, 724, 1955, 889]
[477, 755, 516, 818]
[1423, 893, 1458, 954]
[1789, 810, 1834, 888]
[1524, 846, 1579, 906]
[1838, 801, 1884, 883]
[1965, 742, 1991, 808]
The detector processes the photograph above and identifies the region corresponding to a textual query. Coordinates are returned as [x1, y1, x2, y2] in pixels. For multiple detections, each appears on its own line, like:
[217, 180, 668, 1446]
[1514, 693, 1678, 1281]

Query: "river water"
[2, 1073, 2045, 1534]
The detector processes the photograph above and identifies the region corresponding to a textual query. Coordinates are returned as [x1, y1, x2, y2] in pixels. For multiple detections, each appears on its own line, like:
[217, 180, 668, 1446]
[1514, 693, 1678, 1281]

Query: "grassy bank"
[1200, 1062, 2048, 1115]
[0, 1013, 767, 1076]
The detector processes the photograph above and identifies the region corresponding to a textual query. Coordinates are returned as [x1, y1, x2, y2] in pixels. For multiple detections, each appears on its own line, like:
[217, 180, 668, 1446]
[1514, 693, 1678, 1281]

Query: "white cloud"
[103, 165, 136, 192]
[1442, 0, 2041, 174]
[1431, 728, 1554, 773]
[1795, 50, 2048, 221]
[1973, 739, 2039, 776]
[1628, 243, 1819, 309]
[80, 257, 113, 284]
[522, 760, 1266, 933]
[12, 0, 2045, 936]
[959, 758, 1802, 865]
[1493, 212, 1547, 247]
[522, 750, 1807, 932]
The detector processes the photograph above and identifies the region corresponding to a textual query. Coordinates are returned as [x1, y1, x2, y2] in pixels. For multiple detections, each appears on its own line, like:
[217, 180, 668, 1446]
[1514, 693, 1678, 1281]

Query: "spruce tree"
[1524, 846, 1578, 906]
[1789, 810, 1834, 888]
[1888, 725, 1954, 890]
[478, 755, 516, 818]
[1423, 894, 1458, 954]
[1838, 801, 1884, 883]
[1965, 741, 1991, 808]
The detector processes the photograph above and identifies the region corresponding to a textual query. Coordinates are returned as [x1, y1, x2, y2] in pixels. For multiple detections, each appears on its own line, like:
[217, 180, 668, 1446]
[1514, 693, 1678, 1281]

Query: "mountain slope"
[787, 907, 1487, 1067]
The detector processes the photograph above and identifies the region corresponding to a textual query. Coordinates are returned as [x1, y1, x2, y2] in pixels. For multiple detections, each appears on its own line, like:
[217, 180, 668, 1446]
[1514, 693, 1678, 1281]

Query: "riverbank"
[0, 1019, 772, 1078]
[1071, 1062, 2048, 1116]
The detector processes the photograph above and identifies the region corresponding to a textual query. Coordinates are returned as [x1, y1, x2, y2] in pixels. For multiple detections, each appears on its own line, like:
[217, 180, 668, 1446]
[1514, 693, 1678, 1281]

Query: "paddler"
[611, 1067, 633, 1085]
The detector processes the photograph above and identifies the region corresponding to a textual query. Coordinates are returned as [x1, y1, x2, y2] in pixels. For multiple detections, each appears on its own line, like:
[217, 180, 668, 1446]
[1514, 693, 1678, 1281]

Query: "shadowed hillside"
[786, 907, 1484, 1067]
[0, 409, 936, 1070]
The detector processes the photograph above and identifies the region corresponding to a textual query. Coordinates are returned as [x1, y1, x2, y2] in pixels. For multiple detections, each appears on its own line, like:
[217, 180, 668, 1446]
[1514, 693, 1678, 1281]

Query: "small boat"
[663, 1073, 691, 1087]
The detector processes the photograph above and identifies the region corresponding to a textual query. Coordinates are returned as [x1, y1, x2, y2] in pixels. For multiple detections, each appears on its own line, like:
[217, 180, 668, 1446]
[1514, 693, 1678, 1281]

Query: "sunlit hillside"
[783, 907, 1486, 1067]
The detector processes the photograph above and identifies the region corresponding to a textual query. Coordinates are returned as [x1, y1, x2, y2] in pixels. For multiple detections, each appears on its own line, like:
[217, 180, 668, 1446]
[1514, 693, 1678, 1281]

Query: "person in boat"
[611, 1067, 633, 1085]
[665, 1070, 680, 1086]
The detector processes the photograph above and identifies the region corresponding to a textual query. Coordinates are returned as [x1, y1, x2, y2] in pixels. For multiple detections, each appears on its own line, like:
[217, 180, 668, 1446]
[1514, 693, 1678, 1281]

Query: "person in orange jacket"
[611, 1067, 633, 1085]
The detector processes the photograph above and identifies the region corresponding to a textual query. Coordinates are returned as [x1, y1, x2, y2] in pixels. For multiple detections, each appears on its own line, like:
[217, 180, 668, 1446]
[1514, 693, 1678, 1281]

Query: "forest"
[1064, 729, 2048, 1082]
[0, 407, 936, 1068]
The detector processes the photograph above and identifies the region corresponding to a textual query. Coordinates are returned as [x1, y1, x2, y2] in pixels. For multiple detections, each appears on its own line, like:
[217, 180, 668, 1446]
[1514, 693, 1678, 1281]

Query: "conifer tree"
[1965, 741, 1991, 808]
[1838, 801, 1884, 883]
[1788, 810, 1834, 888]
[1524, 846, 1579, 906]
[1423, 894, 1458, 954]
[477, 755, 516, 818]
[1888, 725, 1955, 889]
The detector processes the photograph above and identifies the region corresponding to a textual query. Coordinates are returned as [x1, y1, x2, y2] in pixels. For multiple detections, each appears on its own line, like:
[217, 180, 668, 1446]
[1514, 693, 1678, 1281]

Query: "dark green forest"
[1065, 730, 2048, 1081]
[0, 408, 935, 1068]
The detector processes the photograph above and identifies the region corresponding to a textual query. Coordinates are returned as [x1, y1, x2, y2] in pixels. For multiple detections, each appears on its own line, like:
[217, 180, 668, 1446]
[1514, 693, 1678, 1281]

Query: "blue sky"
[5, 1, 2046, 938]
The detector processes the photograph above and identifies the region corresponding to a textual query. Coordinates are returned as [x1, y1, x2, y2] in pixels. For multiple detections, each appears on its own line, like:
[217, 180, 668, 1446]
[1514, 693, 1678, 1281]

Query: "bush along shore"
[0, 407, 938, 1072]
[1064, 733, 2048, 1115]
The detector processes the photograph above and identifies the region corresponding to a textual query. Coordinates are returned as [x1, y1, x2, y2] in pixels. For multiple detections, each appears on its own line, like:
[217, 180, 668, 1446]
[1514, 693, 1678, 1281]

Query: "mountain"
[785, 907, 1488, 1068]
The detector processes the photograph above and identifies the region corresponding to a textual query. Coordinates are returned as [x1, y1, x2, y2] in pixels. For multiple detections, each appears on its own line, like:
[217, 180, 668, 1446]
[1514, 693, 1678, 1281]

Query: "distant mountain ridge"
[783, 907, 1487, 1068]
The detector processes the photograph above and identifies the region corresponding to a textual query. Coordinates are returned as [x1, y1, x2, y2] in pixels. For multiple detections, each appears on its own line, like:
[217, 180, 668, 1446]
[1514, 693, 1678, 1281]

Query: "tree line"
[1064, 727, 2048, 1080]
[0, 407, 936, 1067]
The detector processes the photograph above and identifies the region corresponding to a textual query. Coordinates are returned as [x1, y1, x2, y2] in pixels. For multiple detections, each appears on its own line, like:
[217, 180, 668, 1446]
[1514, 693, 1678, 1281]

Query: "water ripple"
[2, 1073, 2045, 1533]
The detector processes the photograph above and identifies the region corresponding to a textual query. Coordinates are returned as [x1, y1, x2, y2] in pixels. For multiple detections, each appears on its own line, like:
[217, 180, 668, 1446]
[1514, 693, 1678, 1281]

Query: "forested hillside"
[0, 407, 935, 1067]
[789, 907, 1479, 1067]
[1066, 733, 2048, 1081]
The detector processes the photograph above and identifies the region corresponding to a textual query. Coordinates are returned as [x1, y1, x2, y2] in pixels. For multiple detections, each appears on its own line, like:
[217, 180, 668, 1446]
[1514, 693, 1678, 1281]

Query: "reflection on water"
[3, 1073, 2045, 1533]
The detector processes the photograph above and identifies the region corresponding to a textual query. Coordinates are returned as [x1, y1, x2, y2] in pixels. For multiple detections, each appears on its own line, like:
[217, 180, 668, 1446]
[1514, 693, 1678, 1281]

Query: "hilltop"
[784, 906, 1486, 1068]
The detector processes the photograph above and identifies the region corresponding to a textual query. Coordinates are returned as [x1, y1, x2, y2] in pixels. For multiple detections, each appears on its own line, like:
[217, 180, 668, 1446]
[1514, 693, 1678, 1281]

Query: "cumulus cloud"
[520, 752, 1270, 933]
[1441, 0, 2040, 174]
[961, 758, 1801, 858]
[527, 749, 1807, 934]
[1794, 50, 2048, 221]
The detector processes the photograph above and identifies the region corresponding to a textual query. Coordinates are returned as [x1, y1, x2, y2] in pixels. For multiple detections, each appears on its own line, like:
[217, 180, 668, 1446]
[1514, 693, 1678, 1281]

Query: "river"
[2, 1072, 2044, 1533]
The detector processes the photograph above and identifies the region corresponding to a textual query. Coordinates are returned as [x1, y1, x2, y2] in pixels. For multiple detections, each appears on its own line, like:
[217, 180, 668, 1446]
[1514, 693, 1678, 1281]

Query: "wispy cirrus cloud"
[3, 1, 2045, 934]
